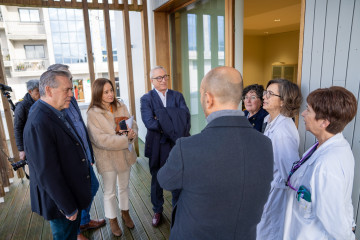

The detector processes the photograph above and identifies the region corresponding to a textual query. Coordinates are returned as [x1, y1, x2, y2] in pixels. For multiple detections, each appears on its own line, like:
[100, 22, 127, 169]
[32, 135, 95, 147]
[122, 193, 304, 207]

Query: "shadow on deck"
[0, 141, 172, 240]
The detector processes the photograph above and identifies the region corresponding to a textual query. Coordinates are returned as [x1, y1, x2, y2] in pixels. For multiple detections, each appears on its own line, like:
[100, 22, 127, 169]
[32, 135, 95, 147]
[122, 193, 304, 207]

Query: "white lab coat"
[257, 114, 300, 240]
[283, 133, 355, 240]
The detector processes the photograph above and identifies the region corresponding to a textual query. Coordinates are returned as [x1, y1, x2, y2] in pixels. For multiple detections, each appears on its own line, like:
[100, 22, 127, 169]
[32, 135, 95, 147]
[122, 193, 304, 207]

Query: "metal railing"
[12, 59, 48, 72]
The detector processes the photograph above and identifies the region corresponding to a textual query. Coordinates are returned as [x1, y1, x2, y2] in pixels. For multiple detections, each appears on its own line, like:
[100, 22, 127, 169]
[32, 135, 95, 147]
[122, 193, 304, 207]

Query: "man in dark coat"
[14, 79, 40, 161]
[140, 66, 190, 227]
[158, 66, 274, 240]
[47, 64, 105, 240]
[24, 69, 92, 240]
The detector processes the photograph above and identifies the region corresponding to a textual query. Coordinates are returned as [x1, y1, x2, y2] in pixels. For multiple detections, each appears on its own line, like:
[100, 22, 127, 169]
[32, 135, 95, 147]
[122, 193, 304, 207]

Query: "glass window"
[49, 8, 87, 64]
[19, 8, 40, 22]
[170, 0, 225, 135]
[25, 45, 45, 59]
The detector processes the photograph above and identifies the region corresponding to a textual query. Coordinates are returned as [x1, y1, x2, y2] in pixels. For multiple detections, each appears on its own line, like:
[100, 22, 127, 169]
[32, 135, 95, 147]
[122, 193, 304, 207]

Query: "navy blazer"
[244, 107, 268, 132]
[24, 101, 92, 220]
[158, 115, 274, 240]
[140, 89, 190, 160]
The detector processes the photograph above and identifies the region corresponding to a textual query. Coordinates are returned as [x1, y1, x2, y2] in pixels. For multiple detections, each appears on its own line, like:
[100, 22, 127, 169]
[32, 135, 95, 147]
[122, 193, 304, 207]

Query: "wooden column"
[103, 0, 116, 89]
[141, 0, 152, 92]
[154, 11, 172, 89]
[0, 111, 12, 183]
[0, 50, 23, 178]
[123, 0, 139, 156]
[224, 0, 234, 67]
[82, 0, 96, 85]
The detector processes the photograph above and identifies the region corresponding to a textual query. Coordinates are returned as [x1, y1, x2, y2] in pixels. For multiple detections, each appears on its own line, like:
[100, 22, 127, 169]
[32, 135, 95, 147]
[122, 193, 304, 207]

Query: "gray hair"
[47, 64, 72, 79]
[39, 69, 72, 97]
[26, 79, 39, 91]
[150, 66, 167, 79]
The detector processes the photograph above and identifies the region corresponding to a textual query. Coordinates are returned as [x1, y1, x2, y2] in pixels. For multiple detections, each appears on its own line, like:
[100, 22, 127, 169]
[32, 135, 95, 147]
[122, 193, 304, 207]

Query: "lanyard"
[286, 142, 319, 191]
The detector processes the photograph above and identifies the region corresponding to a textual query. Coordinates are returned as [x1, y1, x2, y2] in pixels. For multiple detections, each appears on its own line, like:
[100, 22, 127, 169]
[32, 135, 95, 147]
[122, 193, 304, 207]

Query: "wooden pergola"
[0, 0, 151, 201]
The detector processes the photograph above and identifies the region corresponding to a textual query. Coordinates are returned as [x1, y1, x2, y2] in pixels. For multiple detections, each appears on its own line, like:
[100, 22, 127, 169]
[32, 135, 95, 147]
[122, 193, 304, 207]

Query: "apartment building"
[0, 5, 121, 103]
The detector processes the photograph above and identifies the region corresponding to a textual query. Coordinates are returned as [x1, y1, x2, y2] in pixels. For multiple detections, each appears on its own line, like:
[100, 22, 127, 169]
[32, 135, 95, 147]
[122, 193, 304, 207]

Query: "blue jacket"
[140, 89, 190, 161]
[244, 107, 268, 132]
[24, 100, 92, 220]
[158, 115, 273, 240]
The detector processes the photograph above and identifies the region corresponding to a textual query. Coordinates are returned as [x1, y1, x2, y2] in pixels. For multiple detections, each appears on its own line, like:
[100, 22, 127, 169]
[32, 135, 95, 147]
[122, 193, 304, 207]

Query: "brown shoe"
[80, 219, 106, 231]
[77, 233, 88, 240]
[152, 213, 162, 227]
[109, 218, 122, 237]
[121, 210, 135, 229]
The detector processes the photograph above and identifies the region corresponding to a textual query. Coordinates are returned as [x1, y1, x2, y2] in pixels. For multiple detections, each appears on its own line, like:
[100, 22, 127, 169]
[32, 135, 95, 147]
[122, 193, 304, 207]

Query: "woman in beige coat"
[87, 78, 137, 237]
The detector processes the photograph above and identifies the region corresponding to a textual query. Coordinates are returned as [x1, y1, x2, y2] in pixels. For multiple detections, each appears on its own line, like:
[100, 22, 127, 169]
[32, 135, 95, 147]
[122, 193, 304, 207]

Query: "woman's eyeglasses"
[263, 90, 281, 99]
[243, 95, 258, 101]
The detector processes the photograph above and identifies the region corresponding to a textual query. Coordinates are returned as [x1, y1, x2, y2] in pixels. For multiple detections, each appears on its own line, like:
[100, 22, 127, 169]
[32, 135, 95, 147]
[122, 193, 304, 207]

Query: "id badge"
[297, 185, 311, 202]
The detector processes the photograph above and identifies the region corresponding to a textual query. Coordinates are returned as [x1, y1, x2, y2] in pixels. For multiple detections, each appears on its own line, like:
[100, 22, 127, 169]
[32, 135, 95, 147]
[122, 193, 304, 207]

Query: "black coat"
[158, 115, 274, 240]
[244, 107, 269, 132]
[23, 100, 92, 220]
[14, 93, 35, 151]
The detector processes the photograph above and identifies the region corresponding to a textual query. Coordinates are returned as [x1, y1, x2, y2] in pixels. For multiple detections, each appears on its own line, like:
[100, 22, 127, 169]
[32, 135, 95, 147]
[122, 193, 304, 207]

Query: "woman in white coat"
[283, 86, 357, 240]
[256, 79, 302, 240]
[87, 78, 138, 237]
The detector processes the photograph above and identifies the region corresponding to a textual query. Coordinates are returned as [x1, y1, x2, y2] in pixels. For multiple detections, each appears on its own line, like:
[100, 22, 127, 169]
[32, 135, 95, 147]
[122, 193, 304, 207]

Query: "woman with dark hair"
[242, 84, 268, 132]
[257, 79, 302, 240]
[87, 78, 137, 237]
[283, 86, 357, 239]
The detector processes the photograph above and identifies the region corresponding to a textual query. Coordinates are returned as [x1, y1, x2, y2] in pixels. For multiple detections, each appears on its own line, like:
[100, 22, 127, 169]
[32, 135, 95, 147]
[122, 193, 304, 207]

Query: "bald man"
[158, 67, 274, 240]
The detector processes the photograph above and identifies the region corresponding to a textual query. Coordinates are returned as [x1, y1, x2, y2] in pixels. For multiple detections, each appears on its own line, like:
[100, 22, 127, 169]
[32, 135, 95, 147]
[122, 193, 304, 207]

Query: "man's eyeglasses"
[243, 95, 258, 101]
[263, 90, 281, 99]
[152, 74, 169, 82]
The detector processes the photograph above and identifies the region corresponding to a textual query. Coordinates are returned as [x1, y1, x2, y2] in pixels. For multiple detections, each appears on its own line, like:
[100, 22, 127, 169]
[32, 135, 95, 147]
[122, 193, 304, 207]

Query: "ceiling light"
[274, 19, 281, 22]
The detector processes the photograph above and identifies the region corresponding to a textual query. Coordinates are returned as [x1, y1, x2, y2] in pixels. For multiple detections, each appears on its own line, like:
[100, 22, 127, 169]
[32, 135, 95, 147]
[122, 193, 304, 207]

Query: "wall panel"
[300, 0, 360, 236]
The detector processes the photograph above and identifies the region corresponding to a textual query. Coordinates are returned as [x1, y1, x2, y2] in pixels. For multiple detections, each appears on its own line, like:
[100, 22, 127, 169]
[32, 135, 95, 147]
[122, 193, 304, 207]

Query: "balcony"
[5, 21, 46, 41]
[11, 59, 49, 77]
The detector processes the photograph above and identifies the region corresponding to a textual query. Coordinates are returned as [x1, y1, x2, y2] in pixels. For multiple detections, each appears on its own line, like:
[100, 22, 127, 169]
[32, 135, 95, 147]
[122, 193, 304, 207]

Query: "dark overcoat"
[24, 100, 92, 220]
[158, 115, 274, 240]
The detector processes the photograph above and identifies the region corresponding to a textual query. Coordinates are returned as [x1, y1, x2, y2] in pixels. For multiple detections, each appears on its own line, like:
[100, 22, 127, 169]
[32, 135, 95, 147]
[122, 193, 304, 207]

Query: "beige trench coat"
[87, 102, 137, 174]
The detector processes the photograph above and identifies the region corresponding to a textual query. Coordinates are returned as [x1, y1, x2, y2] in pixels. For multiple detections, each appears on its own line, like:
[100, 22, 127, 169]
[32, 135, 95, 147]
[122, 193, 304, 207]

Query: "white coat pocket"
[298, 197, 313, 219]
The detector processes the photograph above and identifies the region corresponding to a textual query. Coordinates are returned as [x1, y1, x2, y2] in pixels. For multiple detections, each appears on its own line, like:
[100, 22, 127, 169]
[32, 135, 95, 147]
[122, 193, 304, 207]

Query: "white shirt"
[155, 88, 168, 107]
[283, 133, 355, 240]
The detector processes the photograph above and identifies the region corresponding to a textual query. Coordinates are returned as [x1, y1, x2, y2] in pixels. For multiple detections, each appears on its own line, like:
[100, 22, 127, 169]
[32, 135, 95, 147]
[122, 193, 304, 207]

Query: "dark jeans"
[150, 142, 180, 213]
[50, 213, 81, 240]
[78, 165, 99, 233]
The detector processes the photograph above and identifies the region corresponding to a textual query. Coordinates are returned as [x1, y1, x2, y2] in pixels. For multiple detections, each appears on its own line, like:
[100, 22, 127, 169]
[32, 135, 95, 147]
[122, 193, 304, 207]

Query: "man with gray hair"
[140, 66, 190, 227]
[47, 64, 105, 240]
[14, 79, 40, 161]
[158, 66, 274, 239]
[23, 69, 92, 240]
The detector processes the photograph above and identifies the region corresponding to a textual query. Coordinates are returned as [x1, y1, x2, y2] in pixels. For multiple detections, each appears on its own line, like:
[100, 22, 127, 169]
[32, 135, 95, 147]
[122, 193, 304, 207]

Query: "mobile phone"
[119, 120, 128, 131]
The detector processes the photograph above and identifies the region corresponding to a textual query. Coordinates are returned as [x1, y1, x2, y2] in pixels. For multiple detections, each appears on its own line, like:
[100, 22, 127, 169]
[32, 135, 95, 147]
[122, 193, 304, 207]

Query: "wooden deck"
[0, 141, 172, 240]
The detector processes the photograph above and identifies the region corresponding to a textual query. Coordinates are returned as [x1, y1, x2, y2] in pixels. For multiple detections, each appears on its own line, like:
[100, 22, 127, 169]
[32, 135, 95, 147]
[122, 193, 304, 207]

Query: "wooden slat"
[0, 111, 13, 181]
[153, 11, 172, 89]
[103, 0, 116, 88]
[320, 0, 341, 88]
[123, 0, 139, 156]
[332, 0, 355, 86]
[298, 0, 316, 155]
[0, 47, 23, 179]
[224, 0, 234, 67]
[141, 0, 152, 92]
[309, 0, 327, 92]
[82, 0, 96, 85]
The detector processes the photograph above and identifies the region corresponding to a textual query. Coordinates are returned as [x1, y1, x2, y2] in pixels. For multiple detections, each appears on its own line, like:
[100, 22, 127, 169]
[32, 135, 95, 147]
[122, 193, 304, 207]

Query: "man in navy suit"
[158, 67, 274, 240]
[24, 70, 92, 240]
[140, 66, 190, 227]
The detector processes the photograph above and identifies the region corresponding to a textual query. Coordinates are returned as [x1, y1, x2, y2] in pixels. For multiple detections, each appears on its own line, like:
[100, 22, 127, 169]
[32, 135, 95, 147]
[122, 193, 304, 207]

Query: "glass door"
[170, 0, 225, 135]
